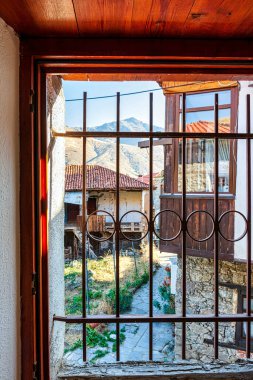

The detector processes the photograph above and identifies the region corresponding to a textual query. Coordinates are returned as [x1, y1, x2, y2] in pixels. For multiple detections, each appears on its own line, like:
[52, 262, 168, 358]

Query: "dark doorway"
[87, 197, 97, 215]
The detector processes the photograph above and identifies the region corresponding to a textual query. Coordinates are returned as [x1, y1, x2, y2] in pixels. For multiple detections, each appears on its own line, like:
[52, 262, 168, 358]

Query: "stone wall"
[47, 75, 66, 379]
[175, 256, 253, 362]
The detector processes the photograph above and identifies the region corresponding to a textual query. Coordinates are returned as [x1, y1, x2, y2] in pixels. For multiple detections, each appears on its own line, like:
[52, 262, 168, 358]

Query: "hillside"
[65, 137, 164, 178]
[71, 117, 164, 146]
[65, 117, 164, 177]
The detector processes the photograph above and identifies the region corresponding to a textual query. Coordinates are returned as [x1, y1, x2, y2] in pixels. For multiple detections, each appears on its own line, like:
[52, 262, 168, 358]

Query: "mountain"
[89, 117, 163, 133]
[88, 117, 164, 145]
[65, 118, 164, 177]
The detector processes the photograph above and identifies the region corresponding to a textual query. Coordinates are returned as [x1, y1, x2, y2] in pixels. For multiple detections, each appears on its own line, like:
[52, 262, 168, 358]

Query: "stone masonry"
[175, 256, 253, 362]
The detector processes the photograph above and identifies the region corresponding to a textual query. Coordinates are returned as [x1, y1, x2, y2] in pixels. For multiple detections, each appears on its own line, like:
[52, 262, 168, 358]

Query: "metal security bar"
[116, 92, 120, 360]
[214, 93, 219, 359]
[181, 93, 187, 359]
[54, 92, 253, 362]
[246, 94, 252, 357]
[149, 93, 154, 360]
[82, 92, 87, 361]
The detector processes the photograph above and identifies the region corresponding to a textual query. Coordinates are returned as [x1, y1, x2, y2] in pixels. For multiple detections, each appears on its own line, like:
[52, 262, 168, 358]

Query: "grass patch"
[65, 246, 159, 316]
[64, 245, 159, 360]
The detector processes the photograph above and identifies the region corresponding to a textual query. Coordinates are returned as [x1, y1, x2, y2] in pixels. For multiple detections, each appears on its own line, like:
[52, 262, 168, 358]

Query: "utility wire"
[65, 81, 223, 102]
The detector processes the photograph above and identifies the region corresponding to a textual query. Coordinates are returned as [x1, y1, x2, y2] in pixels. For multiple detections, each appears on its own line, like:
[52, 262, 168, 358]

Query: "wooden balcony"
[76, 214, 106, 232]
[106, 221, 145, 233]
[76, 215, 145, 233]
[159, 193, 235, 260]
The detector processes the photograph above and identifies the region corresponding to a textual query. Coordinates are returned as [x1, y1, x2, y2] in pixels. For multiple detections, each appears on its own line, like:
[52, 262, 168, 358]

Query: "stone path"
[63, 252, 177, 365]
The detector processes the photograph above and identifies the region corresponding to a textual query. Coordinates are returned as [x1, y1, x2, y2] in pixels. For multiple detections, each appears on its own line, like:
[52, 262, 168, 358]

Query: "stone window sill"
[58, 360, 253, 380]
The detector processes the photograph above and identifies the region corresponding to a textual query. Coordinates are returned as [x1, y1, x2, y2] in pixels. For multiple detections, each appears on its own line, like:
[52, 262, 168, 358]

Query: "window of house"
[176, 88, 238, 193]
[65, 203, 80, 224]
[33, 74, 253, 379]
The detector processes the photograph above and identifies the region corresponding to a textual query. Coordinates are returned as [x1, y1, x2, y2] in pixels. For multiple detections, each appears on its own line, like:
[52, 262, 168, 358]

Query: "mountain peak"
[89, 117, 163, 133]
[123, 117, 140, 123]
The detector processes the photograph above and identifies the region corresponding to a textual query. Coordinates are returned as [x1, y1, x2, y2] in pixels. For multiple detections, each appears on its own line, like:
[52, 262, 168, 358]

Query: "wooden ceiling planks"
[0, 0, 78, 36]
[73, 0, 135, 36]
[0, 0, 253, 38]
[183, 0, 253, 38]
[73, 0, 197, 37]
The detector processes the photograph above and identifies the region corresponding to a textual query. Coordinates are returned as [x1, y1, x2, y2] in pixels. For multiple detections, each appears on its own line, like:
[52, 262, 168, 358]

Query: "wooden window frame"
[20, 37, 253, 380]
[173, 87, 239, 194]
[236, 287, 253, 351]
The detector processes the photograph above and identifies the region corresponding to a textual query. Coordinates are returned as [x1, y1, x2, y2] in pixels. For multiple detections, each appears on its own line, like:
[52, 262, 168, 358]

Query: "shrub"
[89, 289, 103, 300]
[131, 271, 149, 289]
[86, 325, 109, 348]
[153, 285, 175, 314]
[65, 293, 82, 315]
[106, 286, 133, 314]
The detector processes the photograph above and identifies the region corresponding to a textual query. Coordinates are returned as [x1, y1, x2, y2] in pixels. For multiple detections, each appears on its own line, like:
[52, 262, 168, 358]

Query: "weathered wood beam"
[21, 37, 253, 61]
[138, 138, 172, 148]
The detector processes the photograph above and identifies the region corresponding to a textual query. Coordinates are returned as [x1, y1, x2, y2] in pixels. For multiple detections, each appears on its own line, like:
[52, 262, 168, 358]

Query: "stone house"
[64, 164, 149, 257]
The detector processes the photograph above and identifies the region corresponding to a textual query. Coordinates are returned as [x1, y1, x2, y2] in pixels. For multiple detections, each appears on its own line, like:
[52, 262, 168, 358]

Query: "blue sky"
[63, 81, 231, 129]
[62, 81, 166, 129]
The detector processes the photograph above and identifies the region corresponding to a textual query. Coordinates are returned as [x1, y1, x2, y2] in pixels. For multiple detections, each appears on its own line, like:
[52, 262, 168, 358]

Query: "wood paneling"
[160, 196, 235, 259]
[0, 0, 78, 36]
[1, 0, 253, 38]
[72, 0, 196, 37]
[162, 81, 238, 94]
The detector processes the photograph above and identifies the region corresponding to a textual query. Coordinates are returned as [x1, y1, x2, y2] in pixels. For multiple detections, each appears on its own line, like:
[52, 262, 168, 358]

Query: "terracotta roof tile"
[65, 165, 149, 191]
[137, 173, 160, 185]
[186, 121, 230, 134]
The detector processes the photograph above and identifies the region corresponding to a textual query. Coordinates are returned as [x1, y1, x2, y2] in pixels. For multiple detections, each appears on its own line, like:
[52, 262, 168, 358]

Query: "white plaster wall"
[90, 191, 143, 222]
[234, 81, 253, 260]
[47, 76, 66, 379]
[0, 18, 20, 380]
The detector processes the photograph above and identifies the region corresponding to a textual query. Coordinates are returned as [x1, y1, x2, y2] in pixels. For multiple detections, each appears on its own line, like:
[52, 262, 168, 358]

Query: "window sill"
[160, 193, 235, 200]
[58, 360, 253, 380]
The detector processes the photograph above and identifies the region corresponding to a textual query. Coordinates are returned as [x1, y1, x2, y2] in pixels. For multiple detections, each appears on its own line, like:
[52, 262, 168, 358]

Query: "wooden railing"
[75, 215, 145, 233]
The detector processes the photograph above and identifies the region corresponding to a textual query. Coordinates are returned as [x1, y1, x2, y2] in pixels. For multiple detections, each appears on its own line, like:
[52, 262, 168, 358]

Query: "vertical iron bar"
[149, 92, 153, 360]
[82, 92, 87, 361]
[116, 92, 120, 361]
[214, 93, 219, 359]
[181, 93, 186, 359]
[246, 94, 252, 358]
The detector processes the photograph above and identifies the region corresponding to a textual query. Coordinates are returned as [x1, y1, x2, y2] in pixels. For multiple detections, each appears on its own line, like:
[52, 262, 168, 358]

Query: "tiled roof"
[137, 173, 160, 185]
[65, 165, 149, 191]
[186, 121, 230, 134]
